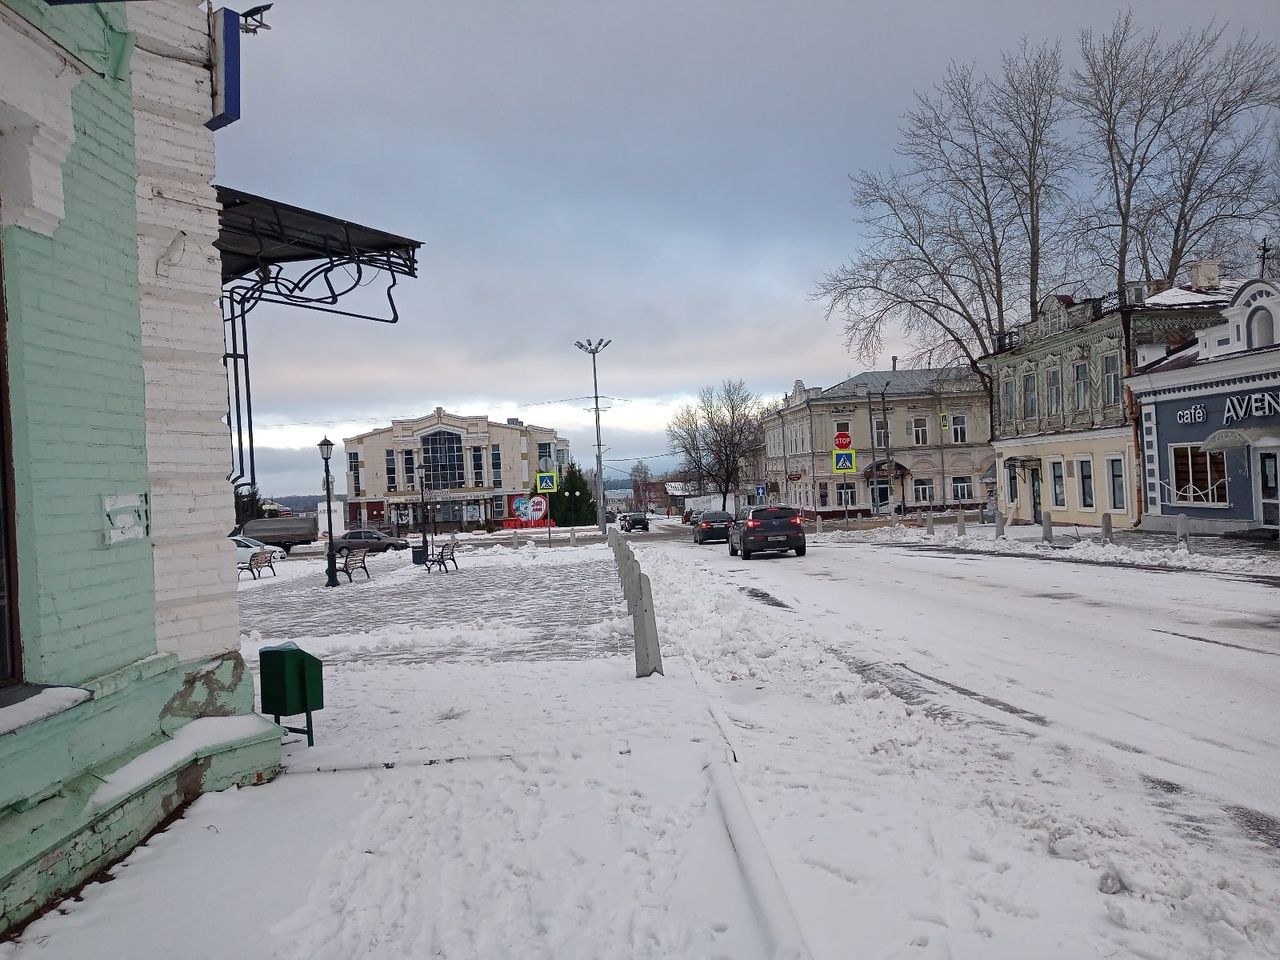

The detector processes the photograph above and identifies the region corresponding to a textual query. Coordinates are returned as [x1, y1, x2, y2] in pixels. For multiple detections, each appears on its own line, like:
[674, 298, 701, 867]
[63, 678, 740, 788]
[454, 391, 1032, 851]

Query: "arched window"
[421, 431, 465, 489]
[1247, 306, 1274, 349]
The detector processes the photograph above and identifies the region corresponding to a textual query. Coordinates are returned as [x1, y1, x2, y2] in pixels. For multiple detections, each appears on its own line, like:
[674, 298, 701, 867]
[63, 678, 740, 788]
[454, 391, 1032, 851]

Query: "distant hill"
[268, 494, 346, 513]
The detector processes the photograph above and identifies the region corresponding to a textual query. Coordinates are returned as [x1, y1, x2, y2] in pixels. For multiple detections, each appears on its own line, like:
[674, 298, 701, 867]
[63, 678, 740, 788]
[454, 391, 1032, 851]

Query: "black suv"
[621, 513, 649, 532]
[728, 506, 805, 558]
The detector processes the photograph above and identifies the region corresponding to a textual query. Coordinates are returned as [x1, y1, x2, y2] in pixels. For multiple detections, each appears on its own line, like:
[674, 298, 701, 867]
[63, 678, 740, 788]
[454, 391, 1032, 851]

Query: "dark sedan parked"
[333, 529, 410, 554]
[728, 506, 806, 558]
[692, 511, 733, 544]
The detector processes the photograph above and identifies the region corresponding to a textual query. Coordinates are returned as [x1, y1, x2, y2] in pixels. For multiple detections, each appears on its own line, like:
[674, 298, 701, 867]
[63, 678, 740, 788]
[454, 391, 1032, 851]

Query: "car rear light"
[700, 521, 710, 528]
[746, 519, 761, 528]
[790, 516, 803, 527]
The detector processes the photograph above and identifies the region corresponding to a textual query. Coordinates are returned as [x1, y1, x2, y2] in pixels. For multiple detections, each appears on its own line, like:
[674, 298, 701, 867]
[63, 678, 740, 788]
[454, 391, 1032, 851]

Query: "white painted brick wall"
[129, 1, 239, 663]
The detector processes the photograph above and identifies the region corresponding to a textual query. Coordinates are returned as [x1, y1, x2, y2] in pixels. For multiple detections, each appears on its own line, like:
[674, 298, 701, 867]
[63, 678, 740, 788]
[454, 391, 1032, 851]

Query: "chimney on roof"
[1124, 281, 1146, 306]
[891, 356, 898, 371]
[1187, 259, 1220, 290]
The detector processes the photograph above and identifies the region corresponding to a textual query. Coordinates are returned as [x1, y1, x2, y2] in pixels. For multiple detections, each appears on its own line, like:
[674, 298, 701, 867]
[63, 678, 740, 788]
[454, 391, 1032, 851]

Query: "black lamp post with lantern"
[318, 436, 339, 588]
[416, 462, 430, 557]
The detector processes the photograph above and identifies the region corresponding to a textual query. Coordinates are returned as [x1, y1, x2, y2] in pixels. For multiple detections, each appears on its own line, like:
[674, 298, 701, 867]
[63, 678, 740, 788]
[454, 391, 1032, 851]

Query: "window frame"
[1045, 367, 1062, 416]
[950, 414, 968, 444]
[1050, 459, 1066, 508]
[1000, 378, 1015, 427]
[1076, 456, 1096, 511]
[913, 478, 935, 503]
[1022, 372, 1038, 419]
[1073, 361, 1089, 412]
[951, 476, 974, 501]
[385, 449, 397, 491]
[835, 481, 855, 506]
[1103, 352, 1122, 406]
[834, 420, 850, 436]
[912, 416, 929, 446]
[873, 419, 889, 450]
[1005, 461, 1019, 504]
[1106, 455, 1126, 512]
[421, 430, 466, 490]
[1168, 444, 1229, 507]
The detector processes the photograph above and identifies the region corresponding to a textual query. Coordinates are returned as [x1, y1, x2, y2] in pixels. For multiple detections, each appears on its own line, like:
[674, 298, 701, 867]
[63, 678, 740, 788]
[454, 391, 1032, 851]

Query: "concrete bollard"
[994, 511, 1005, 539]
[634, 573, 664, 678]
[570, 525, 577, 546]
[1100, 512, 1113, 544]
[926, 513, 934, 536]
[1041, 512, 1053, 543]
[512, 529, 521, 549]
[955, 510, 966, 537]
[816, 517, 824, 535]
[1176, 513, 1190, 549]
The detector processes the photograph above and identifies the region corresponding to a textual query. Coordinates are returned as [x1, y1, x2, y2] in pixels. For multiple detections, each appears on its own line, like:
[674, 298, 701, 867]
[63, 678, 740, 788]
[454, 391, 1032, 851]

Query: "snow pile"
[0, 685, 90, 735]
[814, 524, 1280, 575]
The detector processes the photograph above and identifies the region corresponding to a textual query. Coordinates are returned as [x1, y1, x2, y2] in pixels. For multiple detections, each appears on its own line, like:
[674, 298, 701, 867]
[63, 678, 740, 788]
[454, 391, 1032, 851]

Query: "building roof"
[821, 367, 979, 399]
[1142, 278, 1248, 309]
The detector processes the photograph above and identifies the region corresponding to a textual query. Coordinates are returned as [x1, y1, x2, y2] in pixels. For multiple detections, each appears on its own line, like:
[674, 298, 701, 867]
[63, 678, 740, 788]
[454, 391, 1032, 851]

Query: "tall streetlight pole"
[574, 338, 611, 534]
[318, 437, 339, 587]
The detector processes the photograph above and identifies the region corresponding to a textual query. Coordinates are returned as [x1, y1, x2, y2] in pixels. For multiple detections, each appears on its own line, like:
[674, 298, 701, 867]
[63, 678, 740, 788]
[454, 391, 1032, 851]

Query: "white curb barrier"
[707, 761, 813, 960]
[611, 533, 663, 678]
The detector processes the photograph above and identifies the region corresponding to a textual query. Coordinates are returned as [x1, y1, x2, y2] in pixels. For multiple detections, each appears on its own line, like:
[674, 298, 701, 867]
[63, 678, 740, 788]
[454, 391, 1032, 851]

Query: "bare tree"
[666, 380, 764, 510]
[628, 461, 652, 511]
[1070, 14, 1280, 291]
[990, 40, 1072, 317]
[816, 54, 1067, 389]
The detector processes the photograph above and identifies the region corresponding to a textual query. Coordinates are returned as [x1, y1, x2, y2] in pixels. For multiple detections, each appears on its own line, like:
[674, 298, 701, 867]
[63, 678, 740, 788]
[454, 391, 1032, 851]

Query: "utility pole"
[575, 338, 612, 534]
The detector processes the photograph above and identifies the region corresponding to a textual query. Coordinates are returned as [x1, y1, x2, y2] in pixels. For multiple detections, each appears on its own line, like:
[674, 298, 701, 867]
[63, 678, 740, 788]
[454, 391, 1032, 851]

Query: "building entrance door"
[1259, 451, 1278, 532]
[1030, 467, 1042, 524]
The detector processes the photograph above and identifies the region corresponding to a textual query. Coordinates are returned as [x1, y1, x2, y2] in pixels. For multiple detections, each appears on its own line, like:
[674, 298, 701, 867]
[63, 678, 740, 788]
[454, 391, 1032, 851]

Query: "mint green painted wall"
[1, 0, 158, 686]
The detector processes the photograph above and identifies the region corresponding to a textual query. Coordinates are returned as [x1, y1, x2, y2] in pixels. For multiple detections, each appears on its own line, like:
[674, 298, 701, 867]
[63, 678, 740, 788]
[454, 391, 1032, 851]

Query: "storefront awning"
[1202, 427, 1280, 452]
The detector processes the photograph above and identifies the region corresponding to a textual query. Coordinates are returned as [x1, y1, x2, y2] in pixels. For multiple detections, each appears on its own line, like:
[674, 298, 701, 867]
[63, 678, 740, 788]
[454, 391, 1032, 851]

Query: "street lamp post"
[574, 338, 611, 534]
[416, 463, 429, 558]
[318, 437, 339, 588]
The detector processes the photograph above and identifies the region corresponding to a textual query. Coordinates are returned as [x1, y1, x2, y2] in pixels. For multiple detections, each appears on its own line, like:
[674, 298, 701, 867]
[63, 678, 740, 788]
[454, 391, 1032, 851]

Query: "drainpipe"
[867, 391, 878, 515]
[807, 397, 817, 520]
[1120, 296, 1143, 528]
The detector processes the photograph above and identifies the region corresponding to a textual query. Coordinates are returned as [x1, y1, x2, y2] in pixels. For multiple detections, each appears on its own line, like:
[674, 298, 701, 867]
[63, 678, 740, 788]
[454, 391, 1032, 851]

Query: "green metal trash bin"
[259, 641, 323, 746]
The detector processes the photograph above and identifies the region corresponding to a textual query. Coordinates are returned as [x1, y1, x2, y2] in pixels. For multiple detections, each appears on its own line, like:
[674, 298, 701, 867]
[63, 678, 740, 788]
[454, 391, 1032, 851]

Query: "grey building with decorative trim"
[1127, 279, 1278, 537]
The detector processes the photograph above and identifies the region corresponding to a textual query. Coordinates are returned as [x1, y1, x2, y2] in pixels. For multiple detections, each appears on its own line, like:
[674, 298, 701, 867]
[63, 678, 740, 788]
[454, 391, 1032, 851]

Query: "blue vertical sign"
[207, 8, 241, 130]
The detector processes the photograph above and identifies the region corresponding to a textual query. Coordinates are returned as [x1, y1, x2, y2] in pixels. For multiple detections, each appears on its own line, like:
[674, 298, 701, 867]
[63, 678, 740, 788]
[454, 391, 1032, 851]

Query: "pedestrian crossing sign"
[536, 471, 558, 493]
[832, 451, 857, 472]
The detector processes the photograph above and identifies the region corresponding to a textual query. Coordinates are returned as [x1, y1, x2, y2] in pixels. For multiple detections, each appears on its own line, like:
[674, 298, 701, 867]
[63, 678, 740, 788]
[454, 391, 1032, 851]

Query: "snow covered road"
[656, 537, 1280, 819]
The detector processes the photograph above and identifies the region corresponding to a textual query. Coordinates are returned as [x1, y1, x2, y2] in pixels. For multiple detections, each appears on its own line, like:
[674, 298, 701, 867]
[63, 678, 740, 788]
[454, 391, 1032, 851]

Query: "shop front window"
[1169, 445, 1227, 505]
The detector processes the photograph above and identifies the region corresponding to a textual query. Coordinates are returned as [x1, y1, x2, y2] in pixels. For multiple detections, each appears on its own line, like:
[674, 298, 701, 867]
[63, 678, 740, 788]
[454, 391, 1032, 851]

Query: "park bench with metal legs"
[339, 548, 370, 581]
[237, 551, 276, 580]
[427, 541, 458, 572]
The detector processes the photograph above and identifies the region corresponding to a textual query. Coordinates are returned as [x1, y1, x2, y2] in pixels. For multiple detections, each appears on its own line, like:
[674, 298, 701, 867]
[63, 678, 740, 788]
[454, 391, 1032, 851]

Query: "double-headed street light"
[574, 338, 611, 535]
[318, 437, 339, 588]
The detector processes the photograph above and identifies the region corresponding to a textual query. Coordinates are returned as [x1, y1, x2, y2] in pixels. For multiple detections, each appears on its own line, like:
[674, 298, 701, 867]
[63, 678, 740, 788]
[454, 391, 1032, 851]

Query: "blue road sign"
[756, 485, 766, 497]
[832, 451, 857, 472]
[536, 472, 558, 493]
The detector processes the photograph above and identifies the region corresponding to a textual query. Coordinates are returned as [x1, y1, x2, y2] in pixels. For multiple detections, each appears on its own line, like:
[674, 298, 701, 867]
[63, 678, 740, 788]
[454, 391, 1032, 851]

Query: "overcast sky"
[215, 0, 1276, 497]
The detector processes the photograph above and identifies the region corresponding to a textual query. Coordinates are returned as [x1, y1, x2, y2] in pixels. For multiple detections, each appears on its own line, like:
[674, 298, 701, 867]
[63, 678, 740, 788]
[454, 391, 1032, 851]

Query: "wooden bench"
[237, 550, 276, 580]
[339, 548, 370, 581]
[427, 541, 458, 572]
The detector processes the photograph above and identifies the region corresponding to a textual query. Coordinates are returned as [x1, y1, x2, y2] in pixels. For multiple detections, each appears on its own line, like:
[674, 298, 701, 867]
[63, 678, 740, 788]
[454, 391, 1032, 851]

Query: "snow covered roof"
[821, 367, 981, 399]
[1142, 278, 1248, 309]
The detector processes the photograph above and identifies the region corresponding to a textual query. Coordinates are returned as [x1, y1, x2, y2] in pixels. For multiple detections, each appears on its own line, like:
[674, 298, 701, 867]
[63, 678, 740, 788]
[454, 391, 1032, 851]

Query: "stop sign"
[834, 431, 852, 449]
